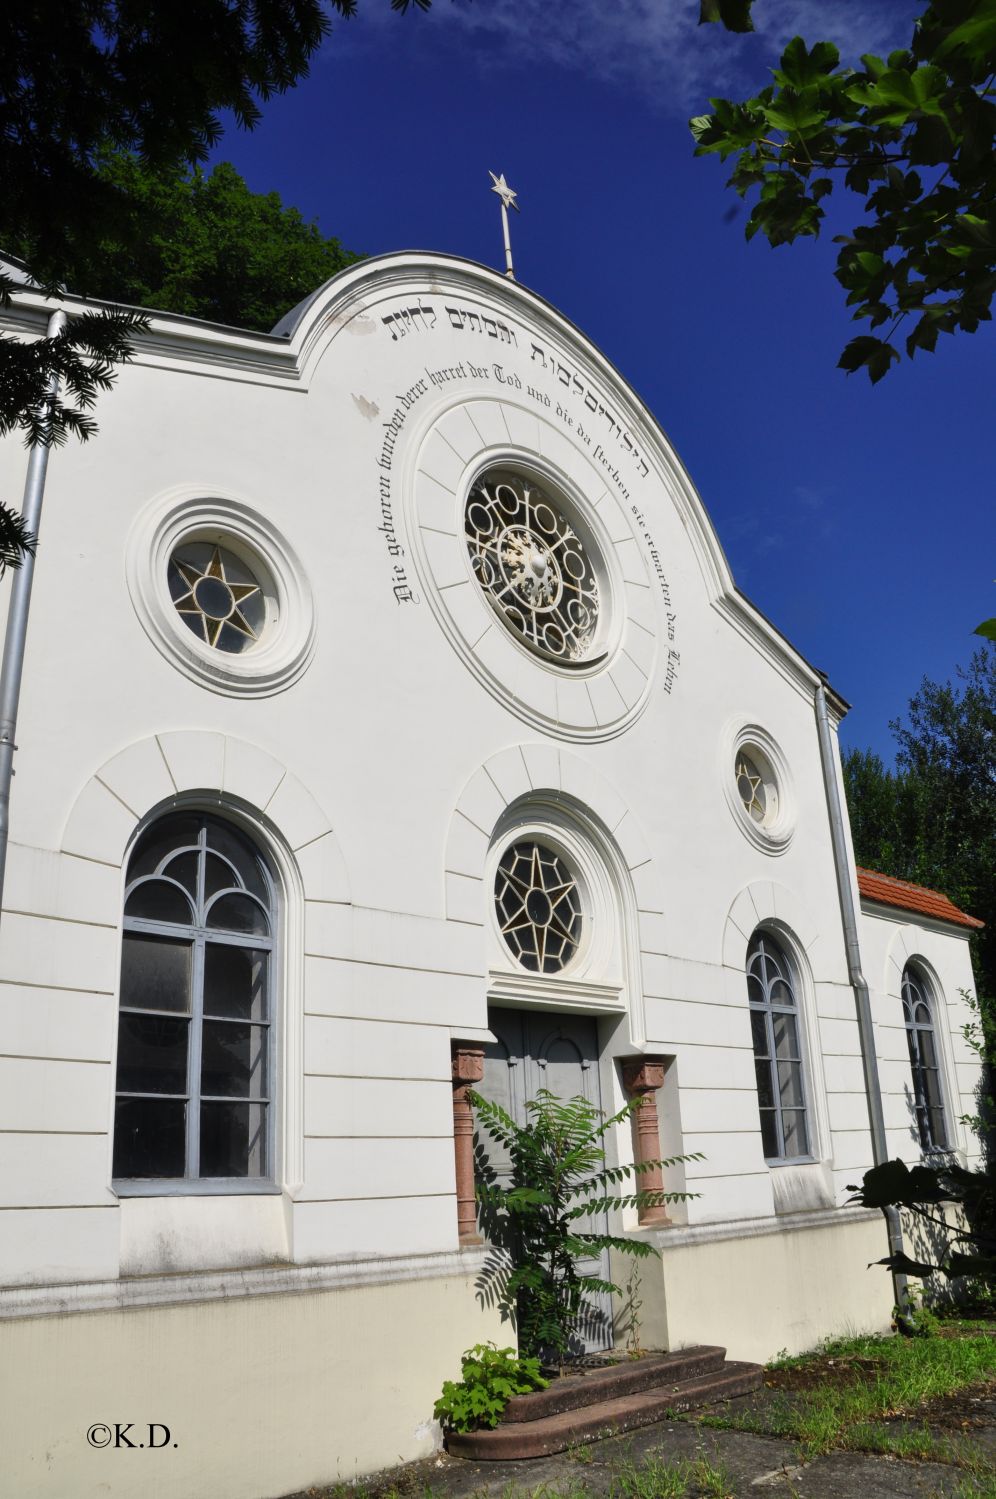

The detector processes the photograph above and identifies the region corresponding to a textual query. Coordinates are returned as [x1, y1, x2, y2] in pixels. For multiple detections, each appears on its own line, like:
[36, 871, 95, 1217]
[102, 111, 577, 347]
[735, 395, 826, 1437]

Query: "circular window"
[736, 750, 775, 826]
[465, 468, 604, 667]
[723, 724, 794, 854]
[126, 489, 316, 697]
[168, 542, 266, 654]
[494, 840, 582, 973]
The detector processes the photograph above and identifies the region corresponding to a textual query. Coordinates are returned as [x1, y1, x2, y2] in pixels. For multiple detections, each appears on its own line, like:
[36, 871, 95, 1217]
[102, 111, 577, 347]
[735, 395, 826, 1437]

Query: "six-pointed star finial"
[489, 171, 520, 212]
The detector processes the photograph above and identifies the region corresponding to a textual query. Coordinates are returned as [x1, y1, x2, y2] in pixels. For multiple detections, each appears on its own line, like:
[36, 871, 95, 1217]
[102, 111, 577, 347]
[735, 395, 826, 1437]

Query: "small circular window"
[723, 724, 794, 854]
[168, 543, 266, 654]
[495, 840, 582, 973]
[126, 490, 316, 697]
[465, 468, 603, 667]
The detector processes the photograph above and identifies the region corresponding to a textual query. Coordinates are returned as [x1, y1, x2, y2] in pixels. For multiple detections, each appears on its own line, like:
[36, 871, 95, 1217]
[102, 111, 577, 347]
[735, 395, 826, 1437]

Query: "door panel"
[478, 1007, 612, 1352]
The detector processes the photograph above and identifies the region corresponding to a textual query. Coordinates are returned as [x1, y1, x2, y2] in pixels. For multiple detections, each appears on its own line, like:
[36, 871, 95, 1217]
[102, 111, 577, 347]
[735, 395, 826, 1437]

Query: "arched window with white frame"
[902, 963, 948, 1152]
[746, 930, 811, 1162]
[113, 810, 276, 1186]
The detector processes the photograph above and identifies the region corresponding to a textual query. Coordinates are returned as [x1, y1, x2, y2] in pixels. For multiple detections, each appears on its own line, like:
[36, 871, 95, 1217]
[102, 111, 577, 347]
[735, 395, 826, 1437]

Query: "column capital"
[622, 1054, 668, 1095]
[451, 1043, 485, 1086]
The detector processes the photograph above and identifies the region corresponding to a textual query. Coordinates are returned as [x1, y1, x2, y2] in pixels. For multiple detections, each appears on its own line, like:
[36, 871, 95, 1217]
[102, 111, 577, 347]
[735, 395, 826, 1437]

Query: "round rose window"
[495, 840, 582, 973]
[465, 469, 603, 666]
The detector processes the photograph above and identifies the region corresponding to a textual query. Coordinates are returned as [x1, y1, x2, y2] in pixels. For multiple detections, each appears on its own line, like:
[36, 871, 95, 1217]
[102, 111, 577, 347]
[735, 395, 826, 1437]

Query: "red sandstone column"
[451, 1044, 485, 1244]
[622, 1056, 671, 1227]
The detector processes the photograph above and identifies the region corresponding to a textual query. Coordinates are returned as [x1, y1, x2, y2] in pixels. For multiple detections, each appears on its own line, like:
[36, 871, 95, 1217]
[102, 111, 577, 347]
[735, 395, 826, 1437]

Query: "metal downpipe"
[814, 677, 911, 1327]
[0, 308, 67, 927]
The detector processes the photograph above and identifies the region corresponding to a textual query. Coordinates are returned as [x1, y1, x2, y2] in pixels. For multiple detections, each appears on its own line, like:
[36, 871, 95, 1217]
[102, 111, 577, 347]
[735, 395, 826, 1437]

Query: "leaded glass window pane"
[203, 946, 268, 1022]
[114, 812, 275, 1182]
[205, 891, 270, 935]
[127, 815, 202, 882]
[125, 879, 194, 926]
[747, 933, 811, 1162]
[201, 1021, 268, 1099]
[115, 1013, 189, 1094]
[120, 933, 192, 1014]
[200, 1102, 266, 1177]
[113, 1097, 186, 1179]
[758, 1108, 779, 1160]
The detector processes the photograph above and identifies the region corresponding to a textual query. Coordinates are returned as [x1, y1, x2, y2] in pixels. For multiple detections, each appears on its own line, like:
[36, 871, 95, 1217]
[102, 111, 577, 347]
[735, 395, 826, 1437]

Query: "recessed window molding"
[746, 930, 813, 1164]
[126, 487, 316, 697]
[722, 721, 795, 854]
[405, 397, 656, 741]
[487, 799, 624, 994]
[902, 963, 949, 1153]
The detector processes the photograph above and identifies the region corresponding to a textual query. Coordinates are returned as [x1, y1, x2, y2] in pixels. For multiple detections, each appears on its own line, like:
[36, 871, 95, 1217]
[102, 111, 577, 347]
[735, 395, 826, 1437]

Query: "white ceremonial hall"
[0, 249, 984, 1499]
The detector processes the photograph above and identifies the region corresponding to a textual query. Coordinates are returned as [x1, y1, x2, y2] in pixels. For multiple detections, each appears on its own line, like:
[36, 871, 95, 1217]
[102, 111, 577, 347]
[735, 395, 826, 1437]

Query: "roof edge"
[856, 865, 984, 932]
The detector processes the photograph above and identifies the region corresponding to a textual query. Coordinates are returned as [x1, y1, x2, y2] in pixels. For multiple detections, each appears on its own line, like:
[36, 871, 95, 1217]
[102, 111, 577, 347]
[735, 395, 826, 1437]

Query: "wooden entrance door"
[478, 1007, 613, 1353]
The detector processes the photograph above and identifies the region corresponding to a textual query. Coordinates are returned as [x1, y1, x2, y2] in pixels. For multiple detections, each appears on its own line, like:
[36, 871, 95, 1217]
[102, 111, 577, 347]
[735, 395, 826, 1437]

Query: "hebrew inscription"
[528, 341, 650, 482]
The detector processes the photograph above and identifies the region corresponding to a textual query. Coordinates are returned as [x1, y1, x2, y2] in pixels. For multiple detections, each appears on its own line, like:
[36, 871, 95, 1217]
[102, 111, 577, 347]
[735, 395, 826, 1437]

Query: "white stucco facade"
[0, 253, 983, 1499]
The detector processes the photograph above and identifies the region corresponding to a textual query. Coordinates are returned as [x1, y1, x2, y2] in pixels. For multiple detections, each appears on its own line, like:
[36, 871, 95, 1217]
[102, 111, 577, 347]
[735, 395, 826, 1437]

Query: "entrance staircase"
[446, 1345, 763, 1460]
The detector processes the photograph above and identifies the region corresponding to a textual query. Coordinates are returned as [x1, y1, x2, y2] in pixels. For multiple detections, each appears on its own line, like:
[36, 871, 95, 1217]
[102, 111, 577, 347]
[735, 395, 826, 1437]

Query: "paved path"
[287, 1393, 996, 1499]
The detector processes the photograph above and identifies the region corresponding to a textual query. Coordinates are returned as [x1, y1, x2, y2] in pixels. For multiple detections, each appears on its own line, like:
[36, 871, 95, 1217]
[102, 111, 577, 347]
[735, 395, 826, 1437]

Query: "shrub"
[473, 1088, 699, 1362]
[433, 1343, 548, 1433]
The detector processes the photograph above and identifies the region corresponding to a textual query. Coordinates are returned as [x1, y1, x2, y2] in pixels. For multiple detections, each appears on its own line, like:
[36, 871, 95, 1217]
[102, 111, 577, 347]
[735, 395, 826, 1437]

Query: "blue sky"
[208, 0, 994, 762]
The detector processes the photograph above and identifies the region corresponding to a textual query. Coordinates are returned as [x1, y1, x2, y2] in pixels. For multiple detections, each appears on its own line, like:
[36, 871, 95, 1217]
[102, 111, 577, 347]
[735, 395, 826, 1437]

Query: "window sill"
[769, 1159, 836, 1215]
[113, 1179, 282, 1198]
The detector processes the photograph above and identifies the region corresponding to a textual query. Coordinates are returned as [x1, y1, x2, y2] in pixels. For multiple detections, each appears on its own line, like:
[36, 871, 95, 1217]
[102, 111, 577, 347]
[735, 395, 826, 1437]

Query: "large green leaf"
[775, 36, 841, 89]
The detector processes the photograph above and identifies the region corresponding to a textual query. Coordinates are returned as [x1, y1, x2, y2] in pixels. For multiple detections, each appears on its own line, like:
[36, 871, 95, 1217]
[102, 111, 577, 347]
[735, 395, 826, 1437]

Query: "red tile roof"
[856, 866, 984, 931]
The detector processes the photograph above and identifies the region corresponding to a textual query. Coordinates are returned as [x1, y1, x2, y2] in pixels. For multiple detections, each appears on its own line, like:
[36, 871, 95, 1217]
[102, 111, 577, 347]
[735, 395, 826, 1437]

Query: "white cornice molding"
[0, 1246, 489, 1323]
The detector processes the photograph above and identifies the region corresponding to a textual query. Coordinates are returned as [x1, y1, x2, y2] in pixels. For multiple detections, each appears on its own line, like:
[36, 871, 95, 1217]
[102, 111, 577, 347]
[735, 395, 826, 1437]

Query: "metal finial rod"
[489, 172, 519, 280]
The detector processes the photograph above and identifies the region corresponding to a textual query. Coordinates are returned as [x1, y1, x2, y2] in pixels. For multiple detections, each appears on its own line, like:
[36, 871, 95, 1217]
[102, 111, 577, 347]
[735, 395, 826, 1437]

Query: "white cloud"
[374, 0, 914, 115]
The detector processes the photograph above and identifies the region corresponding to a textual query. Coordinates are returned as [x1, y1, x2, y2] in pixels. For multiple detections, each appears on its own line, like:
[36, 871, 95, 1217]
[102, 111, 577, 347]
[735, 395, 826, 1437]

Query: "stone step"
[446, 1361, 763, 1460]
[503, 1346, 729, 1422]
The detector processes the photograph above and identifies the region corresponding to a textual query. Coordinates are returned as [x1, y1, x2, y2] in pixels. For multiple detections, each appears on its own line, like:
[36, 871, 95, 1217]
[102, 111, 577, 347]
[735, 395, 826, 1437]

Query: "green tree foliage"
[844, 649, 996, 1298]
[472, 1089, 696, 1363]
[848, 1157, 995, 1284]
[8, 154, 361, 333]
[0, 0, 421, 569]
[694, 1, 996, 381]
[842, 645, 996, 1006]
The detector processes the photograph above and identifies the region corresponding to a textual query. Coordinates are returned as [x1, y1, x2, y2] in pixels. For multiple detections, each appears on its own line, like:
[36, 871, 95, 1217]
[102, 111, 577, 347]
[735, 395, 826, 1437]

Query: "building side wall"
[0, 1259, 501, 1499]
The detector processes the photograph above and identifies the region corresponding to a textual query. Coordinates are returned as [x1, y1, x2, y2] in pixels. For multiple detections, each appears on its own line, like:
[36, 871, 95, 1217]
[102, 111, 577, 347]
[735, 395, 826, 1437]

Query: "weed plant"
[694, 1326, 996, 1463]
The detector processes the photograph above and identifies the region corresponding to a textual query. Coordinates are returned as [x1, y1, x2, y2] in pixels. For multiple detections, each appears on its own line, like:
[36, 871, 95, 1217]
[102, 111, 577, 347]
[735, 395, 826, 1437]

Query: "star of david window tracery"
[736, 753, 768, 824]
[495, 840, 583, 974]
[465, 470, 603, 666]
[168, 543, 266, 655]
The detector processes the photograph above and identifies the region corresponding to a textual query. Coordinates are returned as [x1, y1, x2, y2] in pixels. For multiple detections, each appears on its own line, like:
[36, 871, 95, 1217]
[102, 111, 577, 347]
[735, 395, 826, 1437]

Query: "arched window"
[746, 932, 810, 1162]
[113, 811, 275, 1184]
[902, 965, 947, 1151]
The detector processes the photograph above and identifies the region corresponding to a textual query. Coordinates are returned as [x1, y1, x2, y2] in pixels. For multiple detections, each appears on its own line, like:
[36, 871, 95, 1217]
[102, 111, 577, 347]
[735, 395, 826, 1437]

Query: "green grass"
[691, 1326, 996, 1465]
[607, 1453, 733, 1499]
